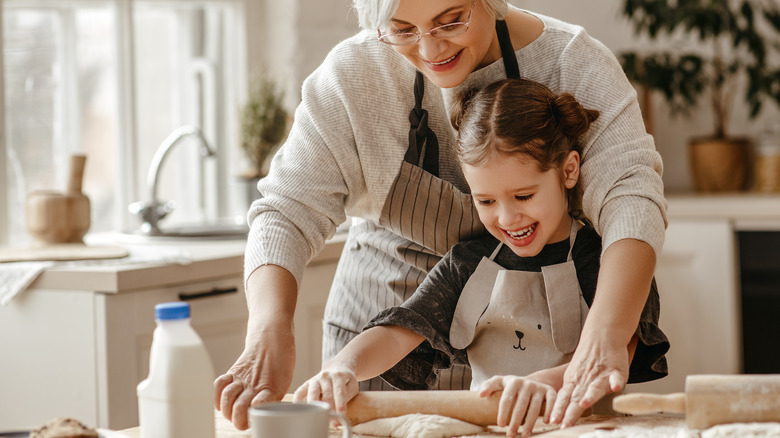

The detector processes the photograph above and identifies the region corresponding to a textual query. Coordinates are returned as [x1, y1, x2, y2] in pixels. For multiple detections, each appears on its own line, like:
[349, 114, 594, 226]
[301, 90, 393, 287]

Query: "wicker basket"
[689, 137, 751, 192]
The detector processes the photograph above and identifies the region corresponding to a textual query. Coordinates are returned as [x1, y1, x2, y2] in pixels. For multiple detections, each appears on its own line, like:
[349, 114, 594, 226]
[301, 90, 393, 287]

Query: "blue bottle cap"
[155, 302, 190, 320]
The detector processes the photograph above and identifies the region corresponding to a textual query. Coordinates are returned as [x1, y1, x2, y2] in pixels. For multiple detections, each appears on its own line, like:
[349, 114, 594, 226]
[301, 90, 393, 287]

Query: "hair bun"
[552, 93, 600, 139]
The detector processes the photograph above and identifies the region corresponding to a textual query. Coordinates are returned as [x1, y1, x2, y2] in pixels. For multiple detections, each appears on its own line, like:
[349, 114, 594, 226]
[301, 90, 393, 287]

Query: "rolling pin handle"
[612, 392, 686, 415]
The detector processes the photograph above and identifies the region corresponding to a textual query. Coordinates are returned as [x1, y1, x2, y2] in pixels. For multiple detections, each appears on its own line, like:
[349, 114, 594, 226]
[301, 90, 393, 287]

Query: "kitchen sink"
[119, 222, 249, 243]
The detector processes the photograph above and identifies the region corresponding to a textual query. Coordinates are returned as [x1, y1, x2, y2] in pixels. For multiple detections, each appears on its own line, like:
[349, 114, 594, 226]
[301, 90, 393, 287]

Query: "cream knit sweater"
[245, 11, 667, 286]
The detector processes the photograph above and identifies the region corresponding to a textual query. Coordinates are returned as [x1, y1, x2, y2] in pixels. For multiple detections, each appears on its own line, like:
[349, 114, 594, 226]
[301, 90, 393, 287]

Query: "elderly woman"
[215, 0, 667, 431]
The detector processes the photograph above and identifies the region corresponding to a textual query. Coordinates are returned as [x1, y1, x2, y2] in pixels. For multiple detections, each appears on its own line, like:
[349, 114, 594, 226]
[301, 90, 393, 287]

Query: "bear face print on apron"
[322, 20, 520, 391]
[450, 219, 590, 390]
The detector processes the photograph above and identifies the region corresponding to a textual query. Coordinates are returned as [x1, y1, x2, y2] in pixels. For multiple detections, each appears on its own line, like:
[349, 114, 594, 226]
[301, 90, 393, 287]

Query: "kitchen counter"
[27, 231, 347, 293]
[666, 192, 780, 228]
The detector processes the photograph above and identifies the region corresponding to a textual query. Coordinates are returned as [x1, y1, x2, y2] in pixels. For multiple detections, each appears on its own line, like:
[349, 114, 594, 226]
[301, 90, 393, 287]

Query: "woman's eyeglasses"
[377, 2, 475, 46]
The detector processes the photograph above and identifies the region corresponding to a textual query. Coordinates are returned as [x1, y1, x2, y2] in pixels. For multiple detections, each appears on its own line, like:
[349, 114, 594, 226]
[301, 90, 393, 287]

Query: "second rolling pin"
[613, 374, 780, 429]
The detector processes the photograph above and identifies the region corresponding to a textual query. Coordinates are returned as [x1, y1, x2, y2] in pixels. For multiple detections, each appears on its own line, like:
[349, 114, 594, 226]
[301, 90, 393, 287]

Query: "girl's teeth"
[507, 223, 536, 239]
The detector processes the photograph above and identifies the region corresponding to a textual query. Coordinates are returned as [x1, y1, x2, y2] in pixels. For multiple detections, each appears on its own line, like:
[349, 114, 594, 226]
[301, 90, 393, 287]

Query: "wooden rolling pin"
[285, 391, 501, 426]
[613, 374, 780, 429]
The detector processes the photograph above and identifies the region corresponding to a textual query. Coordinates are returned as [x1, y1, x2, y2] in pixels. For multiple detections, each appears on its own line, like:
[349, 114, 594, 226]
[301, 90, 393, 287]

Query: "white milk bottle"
[137, 302, 215, 438]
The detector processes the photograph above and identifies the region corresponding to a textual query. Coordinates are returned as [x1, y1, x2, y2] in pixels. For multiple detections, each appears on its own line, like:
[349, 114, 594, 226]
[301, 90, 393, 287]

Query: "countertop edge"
[29, 233, 347, 294]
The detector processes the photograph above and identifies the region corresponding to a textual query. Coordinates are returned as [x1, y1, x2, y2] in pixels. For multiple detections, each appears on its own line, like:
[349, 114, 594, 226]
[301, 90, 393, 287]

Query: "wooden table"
[118, 410, 686, 437]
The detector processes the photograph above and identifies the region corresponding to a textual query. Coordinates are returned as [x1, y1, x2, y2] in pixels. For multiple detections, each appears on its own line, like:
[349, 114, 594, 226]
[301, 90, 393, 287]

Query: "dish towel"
[0, 246, 192, 306]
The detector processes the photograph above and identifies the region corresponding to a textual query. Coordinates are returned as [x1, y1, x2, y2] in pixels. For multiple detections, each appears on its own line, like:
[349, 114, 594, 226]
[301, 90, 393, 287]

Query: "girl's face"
[463, 151, 580, 257]
[384, 0, 500, 88]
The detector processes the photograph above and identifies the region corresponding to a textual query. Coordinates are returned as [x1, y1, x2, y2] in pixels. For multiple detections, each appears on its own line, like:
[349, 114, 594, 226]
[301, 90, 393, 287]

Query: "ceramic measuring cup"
[250, 401, 351, 438]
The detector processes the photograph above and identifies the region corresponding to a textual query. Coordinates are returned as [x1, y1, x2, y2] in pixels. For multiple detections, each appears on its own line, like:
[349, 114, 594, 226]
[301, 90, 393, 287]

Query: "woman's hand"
[549, 334, 628, 427]
[214, 265, 299, 430]
[213, 322, 296, 430]
[550, 239, 655, 428]
[480, 375, 556, 438]
[293, 366, 360, 414]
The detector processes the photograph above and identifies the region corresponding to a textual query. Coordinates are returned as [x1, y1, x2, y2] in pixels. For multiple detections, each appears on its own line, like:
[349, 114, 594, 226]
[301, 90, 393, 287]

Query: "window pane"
[130, 3, 241, 232]
[3, 5, 117, 245]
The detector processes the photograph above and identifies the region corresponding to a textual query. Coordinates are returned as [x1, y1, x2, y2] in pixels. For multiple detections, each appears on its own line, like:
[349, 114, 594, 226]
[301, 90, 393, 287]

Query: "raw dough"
[579, 426, 693, 438]
[352, 414, 485, 438]
[701, 422, 780, 438]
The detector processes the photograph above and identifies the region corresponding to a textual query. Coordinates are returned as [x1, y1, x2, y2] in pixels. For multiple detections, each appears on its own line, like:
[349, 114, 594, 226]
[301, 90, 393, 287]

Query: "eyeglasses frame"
[376, 1, 476, 46]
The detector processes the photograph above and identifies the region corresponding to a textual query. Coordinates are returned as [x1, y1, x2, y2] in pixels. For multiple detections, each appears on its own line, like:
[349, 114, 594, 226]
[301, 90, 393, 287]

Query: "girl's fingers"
[497, 384, 516, 427]
[519, 392, 545, 438]
[319, 377, 334, 403]
[331, 372, 357, 413]
[507, 388, 532, 437]
[543, 387, 556, 423]
[306, 379, 323, 403]
[479, 375, 505, 397]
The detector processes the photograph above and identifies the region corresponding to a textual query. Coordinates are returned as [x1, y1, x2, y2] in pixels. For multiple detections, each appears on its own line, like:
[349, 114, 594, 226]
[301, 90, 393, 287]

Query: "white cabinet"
[627, 218, 740, 394]
[626, 193, 780, 393]
[0, 234, 345, 432]
[0, 276, 248, 431]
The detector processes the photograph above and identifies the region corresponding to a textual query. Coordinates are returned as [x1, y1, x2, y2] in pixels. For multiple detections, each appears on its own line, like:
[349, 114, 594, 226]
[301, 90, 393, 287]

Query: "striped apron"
[322, 20, 519, 391]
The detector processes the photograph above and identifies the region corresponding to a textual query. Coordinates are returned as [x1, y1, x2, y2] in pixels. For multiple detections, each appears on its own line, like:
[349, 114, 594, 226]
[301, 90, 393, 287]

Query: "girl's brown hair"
[451, 78, 600, 213]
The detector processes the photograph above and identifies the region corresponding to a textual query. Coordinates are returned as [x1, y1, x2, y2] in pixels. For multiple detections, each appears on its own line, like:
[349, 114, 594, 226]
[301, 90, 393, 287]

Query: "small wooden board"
[0, 243, 129, 263]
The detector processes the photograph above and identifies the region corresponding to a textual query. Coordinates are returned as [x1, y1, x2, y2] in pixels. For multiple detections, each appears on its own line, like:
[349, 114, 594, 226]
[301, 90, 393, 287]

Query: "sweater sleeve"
[553, 26, 668, 256]
[243, 33, 418, 286]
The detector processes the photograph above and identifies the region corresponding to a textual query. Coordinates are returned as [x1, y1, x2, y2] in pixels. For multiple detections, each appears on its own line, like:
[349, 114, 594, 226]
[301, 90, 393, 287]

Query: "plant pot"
[688, 137, 751, 192]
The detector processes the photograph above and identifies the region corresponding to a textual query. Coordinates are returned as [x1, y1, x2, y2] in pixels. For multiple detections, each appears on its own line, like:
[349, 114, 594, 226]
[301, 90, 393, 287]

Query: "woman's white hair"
[352, 0, 508, 31]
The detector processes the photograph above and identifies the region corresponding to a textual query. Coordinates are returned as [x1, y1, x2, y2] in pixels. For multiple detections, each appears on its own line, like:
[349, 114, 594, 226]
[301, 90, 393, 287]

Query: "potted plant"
[239, 73, 290, 180]
[618, 0, 780, 192]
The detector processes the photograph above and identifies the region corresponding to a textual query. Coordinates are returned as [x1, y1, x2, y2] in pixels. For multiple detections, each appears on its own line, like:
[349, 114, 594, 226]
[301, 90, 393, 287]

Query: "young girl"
[293, 78, 669, 438]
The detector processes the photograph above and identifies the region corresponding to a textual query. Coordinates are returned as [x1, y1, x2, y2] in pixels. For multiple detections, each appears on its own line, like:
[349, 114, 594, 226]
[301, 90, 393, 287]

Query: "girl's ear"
[563, 150, 580, 189]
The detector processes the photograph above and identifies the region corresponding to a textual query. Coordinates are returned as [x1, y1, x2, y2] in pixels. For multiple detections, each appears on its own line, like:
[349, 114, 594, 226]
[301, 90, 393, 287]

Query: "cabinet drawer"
[98, 277, 248, 430]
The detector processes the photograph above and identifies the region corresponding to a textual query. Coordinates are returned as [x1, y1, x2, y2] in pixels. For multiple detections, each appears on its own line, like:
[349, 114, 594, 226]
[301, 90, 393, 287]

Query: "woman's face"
[384, 0, 500, 88]
[463, 151, 579, 258]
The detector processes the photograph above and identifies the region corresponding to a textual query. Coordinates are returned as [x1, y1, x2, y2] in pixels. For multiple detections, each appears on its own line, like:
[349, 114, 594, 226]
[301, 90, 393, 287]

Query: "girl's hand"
[292, 366, 359, 414]
[480, 375, 556, 438]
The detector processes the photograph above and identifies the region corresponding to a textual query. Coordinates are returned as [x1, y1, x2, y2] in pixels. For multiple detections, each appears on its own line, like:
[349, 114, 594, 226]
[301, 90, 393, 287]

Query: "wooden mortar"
[25, 154, 91, 244]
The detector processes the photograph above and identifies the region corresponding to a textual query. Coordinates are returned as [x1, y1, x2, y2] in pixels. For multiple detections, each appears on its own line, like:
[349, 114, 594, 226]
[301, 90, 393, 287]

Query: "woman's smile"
[424, 49, 463, 71]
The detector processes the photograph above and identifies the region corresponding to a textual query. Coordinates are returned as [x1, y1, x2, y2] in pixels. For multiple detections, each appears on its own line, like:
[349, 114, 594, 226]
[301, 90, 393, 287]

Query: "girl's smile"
[463, 152, 579, 257]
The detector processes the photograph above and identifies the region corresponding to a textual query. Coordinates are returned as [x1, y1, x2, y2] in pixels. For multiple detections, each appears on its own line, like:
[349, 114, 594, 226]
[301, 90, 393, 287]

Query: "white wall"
[249, 0, 780, 192]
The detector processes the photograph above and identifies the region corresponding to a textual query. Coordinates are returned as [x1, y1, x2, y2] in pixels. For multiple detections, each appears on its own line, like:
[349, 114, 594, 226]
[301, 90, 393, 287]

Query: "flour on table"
[352, 414, 484, 438]
[701, 422, 780, 438]
[579, 425, 694, 438]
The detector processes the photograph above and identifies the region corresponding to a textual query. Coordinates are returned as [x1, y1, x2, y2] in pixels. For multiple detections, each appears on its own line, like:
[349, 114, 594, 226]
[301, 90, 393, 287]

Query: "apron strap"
[489, 242, 503, 260]
[405, 71, 439, 177]
[495, 20, 520, 79]
[565, 216, 580, 261]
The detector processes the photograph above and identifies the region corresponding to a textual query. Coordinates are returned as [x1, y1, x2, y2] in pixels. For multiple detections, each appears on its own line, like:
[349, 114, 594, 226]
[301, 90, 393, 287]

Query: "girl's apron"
[322, 20, 519, 391]
[450, 219, 590, 390]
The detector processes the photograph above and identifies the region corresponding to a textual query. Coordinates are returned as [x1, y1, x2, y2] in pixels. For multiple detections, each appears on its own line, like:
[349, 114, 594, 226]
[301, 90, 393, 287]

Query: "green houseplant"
[239, 73, 290, 179]
[619, 0, 780, 191]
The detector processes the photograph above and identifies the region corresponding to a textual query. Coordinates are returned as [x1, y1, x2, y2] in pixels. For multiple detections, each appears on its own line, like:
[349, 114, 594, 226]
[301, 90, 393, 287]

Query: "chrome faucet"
[129, 125, 216, 235]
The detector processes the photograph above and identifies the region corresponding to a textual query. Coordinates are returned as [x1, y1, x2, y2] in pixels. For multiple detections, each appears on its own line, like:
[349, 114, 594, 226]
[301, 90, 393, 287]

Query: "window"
[1, 0, 248, 245]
